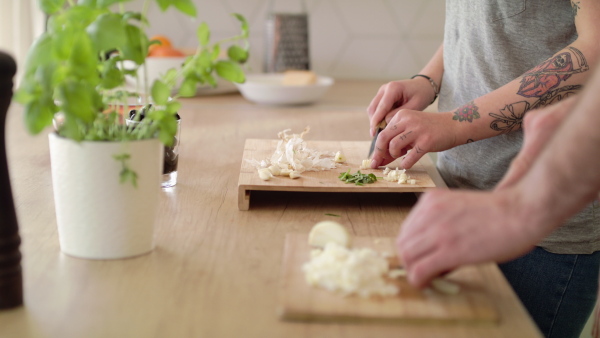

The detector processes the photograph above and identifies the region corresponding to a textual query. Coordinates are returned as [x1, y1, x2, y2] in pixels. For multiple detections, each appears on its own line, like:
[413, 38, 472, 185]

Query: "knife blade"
[368, 121, 387, 158]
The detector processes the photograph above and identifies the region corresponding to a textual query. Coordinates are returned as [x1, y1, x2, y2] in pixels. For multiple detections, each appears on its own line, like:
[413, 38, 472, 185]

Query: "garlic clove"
[308, 220, 352, 248]
[258, 168, 273, 181]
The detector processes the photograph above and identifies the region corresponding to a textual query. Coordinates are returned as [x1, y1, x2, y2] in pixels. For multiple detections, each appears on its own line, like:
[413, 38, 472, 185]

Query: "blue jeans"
[499, 247, 600, 338]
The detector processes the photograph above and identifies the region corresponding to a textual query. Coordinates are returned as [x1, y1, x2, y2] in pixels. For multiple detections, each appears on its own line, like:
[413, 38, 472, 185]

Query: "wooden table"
[1, 80, 541, 337]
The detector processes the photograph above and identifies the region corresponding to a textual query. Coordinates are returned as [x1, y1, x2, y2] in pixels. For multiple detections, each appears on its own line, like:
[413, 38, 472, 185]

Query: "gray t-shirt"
[437, 0, 600, 254]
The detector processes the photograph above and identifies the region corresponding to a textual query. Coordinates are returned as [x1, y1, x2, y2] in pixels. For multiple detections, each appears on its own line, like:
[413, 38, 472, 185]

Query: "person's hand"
[367, 79, 436, 137]
[369, 110, 456, 169]
[496, 97, 576, 190]
[396, 188, 543, 288]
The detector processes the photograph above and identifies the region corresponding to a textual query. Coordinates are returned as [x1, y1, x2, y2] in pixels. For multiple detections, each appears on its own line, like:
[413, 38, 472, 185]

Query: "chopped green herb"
[324, 213, 341, 217]
[338, 169, 378, 186]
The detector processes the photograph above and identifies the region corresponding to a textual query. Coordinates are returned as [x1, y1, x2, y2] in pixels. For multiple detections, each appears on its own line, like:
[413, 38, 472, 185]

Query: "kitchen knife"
[368, 121, 387, 158]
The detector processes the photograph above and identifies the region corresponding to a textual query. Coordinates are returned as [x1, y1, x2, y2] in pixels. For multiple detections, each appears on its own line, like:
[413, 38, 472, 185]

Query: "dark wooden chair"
[0, 51, 22, 309]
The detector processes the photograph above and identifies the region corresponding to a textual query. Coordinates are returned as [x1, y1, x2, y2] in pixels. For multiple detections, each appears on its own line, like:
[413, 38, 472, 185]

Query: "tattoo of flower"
[452, 101, 480, 123]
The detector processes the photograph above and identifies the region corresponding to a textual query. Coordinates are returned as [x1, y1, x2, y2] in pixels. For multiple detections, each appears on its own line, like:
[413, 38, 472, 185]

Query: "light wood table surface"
[1, 80, 541, 337]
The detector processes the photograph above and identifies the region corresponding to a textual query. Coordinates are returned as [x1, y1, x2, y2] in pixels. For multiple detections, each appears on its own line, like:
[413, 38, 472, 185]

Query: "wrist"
[411, 74, 440, 104]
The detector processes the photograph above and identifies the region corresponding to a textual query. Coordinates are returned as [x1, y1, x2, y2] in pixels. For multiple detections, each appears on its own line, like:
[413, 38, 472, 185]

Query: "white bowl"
[235, 73, 334, 105]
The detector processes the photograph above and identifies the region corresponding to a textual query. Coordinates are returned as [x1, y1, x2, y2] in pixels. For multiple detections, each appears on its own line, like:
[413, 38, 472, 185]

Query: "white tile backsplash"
[127, 0, 445, 80]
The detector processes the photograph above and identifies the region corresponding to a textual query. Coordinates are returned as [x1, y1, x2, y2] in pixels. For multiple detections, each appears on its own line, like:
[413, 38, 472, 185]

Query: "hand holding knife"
[368, 120, 387, 158]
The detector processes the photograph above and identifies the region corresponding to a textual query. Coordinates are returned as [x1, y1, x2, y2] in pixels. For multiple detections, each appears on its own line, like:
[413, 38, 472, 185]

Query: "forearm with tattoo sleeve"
[449, 0, 600, 146]
[510, 64, 600, 236]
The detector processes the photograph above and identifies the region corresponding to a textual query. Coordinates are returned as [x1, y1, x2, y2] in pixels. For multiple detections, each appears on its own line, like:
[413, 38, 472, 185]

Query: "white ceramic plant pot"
[48, 133, 163, 259]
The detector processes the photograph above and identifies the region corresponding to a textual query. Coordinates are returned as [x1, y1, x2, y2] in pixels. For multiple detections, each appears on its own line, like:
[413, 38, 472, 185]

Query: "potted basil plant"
[14, 0, 249, 259]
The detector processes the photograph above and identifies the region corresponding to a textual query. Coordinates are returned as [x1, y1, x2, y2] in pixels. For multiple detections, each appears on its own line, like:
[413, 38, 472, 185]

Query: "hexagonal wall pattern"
[127, 0, 445, 80]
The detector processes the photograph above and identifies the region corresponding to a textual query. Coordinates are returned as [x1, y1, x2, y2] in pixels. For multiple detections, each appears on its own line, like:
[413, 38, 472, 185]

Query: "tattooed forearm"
[533, 85, 581, 109]
[572, 1, 580, 16]
[489, 85, 582, 134]
[518, 47, 588, 98]
[452, 101, 480, 123]
[489, 102, 527, 134]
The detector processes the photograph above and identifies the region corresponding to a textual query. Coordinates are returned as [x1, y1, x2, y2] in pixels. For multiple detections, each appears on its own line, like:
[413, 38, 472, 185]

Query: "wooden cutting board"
[278, 233, 499, 324]
[238, 139, 437, 210]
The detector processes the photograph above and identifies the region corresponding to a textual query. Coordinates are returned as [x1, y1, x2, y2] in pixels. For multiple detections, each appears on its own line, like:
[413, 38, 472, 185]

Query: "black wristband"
[411, 74, 439, 104]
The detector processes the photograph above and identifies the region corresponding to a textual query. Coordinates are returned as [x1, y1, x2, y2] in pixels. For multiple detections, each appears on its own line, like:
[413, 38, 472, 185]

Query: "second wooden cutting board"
[278, 233, 500, 325]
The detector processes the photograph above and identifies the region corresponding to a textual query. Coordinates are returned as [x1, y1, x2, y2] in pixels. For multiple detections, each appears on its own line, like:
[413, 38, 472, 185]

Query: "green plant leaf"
[68, 32, 98, 82]
[151, 80, 170, 105]
[227, 45, 248, 63]
[60, 4, 100, 29]
[58, 81, 98, 123]
[154, 0, 196, 16]
[52, 28, 76, 60]
[121, 24, 147, 65]
[157, 116, 178, 146]
[23, 99, 56, 134]
[197, 22, 210, 47]
[100, 62, 125, 89]
[211, 44, 220, 60]
[162, 68, 179, 86]
[204, 73, 217, 87]
[23, 33, 54, 77]
[154, 0, 171, 11]
[77, 0, 97, 6]
[166, 101, 181, 113]
[97, 0, 131, 8]
[233, 13, 249, 38]
[39, 0, 66, 14]
[122, 11, 145, 23]
[196, 50, 213, 72]
[86, 13, 127, 54]
[173, 0, 197, 17]
[215, 60, 245, 83]
[178, 78, 197, 97]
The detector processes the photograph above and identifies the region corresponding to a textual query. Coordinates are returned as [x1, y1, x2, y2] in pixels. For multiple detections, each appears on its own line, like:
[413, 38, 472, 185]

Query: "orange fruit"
[148, 35, 173, 55]
[148, 46, 185, 57]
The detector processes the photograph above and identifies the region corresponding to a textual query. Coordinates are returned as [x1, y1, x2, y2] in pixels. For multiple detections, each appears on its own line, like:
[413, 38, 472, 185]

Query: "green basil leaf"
[197, 22, 210, 46]
[173, 0, 197, 17]
[122, 11, 145, 23]
[86, 13, 127, 53]
[97, 0, 130, 8]
[166, 101, 182, 113]
[77, 0, 97, 6]
[151, 80, 170, 105]
[23, 99, 55, 134]
[155, 0, 172, 11]
[211, 44, 220, 60]
[39, 0, 66, 14]
[215, 60, 245, 83]
[227, 45, 248, 63]
[57, 81, 97, 123]
[68, 32, 98, 82]
[196, 49, 213, 71]
[23, 33, 54, 77]
[101, 65, 125, 89]
[178, 77, 197, 97]
[204, 73, 216, 87]
[162, 68, 179, 85]
[52, 29, 76, 60]
[121, 24, 147, 65]
[233, 13, 249, 38]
